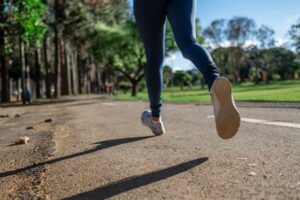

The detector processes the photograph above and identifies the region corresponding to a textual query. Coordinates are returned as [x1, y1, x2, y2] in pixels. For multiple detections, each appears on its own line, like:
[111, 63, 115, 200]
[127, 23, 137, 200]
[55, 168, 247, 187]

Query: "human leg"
[166, 0, 240, 139]
[166, 0, 219, 90]
[134, 0, 167, 118]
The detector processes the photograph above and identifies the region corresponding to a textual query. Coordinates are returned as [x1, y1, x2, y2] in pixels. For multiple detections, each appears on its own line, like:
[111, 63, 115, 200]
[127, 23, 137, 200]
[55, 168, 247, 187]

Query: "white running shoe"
[210, 77, 241, 139]
[141, 110, 165, 136]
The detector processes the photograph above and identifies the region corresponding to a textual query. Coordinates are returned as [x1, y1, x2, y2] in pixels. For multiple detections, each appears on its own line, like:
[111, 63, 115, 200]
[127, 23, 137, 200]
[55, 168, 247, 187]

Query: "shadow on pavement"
[0, 136, 153, 178]
[64, 157, 208, 200]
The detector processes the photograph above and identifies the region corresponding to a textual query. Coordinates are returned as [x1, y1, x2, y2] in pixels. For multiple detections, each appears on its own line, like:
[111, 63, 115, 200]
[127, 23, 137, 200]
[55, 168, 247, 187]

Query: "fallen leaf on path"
[14, 114, 20, 118]
[248, 171, 257, 176]
[15, 136, 30, 145]
[45, 118, 53, 123]
[263, 175, 268, 179]
[26, 126, 34, 130]
[248, 163, 256, 167]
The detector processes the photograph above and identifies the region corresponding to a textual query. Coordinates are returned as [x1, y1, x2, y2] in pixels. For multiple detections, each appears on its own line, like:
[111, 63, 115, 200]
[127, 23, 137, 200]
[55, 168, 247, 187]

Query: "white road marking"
[207, 115, 300, 129]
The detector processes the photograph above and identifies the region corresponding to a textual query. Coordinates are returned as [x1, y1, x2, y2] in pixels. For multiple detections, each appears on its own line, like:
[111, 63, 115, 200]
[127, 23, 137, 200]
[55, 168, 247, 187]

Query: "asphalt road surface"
[0, 98, 299, 200]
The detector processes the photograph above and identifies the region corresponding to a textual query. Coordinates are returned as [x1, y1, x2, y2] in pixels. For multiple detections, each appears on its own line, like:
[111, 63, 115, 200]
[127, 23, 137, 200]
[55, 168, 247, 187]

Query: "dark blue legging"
[134, 0, 219, 118]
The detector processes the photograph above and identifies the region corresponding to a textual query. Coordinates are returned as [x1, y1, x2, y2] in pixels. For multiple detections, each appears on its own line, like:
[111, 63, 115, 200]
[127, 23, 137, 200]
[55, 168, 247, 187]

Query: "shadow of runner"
[0, 136, 153, 178]
[64, 157, 208, 200]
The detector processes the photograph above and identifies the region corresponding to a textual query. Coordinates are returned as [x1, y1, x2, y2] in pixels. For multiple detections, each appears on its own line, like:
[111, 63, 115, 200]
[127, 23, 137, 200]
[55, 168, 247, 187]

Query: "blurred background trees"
[0, 0, 299, 103]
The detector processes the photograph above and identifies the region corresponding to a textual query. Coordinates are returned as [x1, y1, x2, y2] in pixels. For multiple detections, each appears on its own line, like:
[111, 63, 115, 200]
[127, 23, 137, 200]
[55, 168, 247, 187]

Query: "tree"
[14, 0, 47, 103]
[195, 18, 205, 45]
[90, 20, 146, 96]
[173, 71, 192, 90]
[288, 18, 300, 53]
[0, 0, 9, 102]
[53, 0, 64, 98]
[211, 47, 230, 76]
[204, 19, 227, 75]
[226, 17, 256, 47]
[165, 21, 177, 54]
[62, 0, 97, 95]
[43, 33, 51, 98]
[203, 19, 226, 48]
[61, 0, 129, 95]
[225, 17, 256, 83]
[256, 25, 275, 49]
[245, 45, 262, 83]
[269, 48, 298, 80]
[34, 49, 42, 98]
[0, 0, 46, 103]
[163, 65, 173, 87]
[88, 0, 129, 25]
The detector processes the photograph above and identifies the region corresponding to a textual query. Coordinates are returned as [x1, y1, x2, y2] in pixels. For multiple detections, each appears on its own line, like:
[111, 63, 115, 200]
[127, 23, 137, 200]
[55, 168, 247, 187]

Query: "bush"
[118, 82, 131, 94]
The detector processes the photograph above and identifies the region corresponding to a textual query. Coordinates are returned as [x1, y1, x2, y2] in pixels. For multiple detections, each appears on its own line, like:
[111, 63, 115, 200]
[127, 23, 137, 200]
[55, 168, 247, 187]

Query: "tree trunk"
[66, 42, 72, 95]
[25, 52, 31, 91]
[17, 78, 21, 101]
[96, 64, 103, 93]
[43, 36, 51, 98]
[0, 1, 9, 103]
[54, 0, 63, 98]
[131, 80, 138, 96]
[71, 50, 78, 95]
[77, 50, 82, 94]
[35, 49, 41, 98]
[61, 36, 71, 95]
[20, 39, 26, 105]
[54, 24, 61, 98]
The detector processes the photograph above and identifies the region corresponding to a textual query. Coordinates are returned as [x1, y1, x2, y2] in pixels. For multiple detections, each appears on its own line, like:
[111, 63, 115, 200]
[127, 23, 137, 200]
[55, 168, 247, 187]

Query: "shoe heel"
[213, 77, 240, 139]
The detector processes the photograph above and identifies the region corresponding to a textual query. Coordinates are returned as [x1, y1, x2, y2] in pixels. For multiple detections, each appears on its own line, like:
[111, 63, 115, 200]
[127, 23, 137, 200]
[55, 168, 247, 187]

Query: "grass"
[111, 80, 300, 102]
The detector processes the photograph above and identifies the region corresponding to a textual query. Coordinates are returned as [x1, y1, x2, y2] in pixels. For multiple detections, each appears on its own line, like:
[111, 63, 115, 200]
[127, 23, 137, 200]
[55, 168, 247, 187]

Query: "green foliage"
[205, 16, 300, 83]
[195, 18, 205, 44]
[163, 65, 173, 87]
[54, 0, 129, 58]
[87, 0, 129, 25]
[118, 81, 131, 93]
[91, 20, 146, 70]
[268, 47, 298, 79]
[12, 0, 47, 47]
[115, 20, 146, 68]
[173, 71, 192, 88]
[63, 1, 101, 47]
[165, 21, 177, 53]
[90, 22, 124, 64]
[211, 45, 299, 82]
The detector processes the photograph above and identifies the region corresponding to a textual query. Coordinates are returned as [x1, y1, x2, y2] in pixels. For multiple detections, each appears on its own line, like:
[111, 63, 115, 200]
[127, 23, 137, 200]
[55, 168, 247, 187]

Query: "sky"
[128, 0, 300, 71]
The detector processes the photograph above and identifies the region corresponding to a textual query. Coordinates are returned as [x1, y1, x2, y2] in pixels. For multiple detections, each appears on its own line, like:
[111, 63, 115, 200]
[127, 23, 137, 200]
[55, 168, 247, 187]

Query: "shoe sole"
[141, 111, 165, 136]
[213, 77, 240, 139]
[142, 123, 164, 136]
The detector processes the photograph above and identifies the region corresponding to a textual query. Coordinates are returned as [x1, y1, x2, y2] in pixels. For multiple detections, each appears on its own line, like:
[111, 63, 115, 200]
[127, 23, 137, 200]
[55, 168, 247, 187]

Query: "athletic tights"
[134, 0, 220, 118]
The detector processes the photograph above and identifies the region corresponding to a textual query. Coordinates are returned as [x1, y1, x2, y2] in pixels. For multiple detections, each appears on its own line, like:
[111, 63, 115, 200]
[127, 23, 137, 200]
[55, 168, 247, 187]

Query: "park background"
[0, 0, 300, 105]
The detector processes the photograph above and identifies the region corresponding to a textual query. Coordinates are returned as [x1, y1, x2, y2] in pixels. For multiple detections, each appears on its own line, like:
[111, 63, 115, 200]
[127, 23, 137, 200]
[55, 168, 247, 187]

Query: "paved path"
[0, 98, 299, 199]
